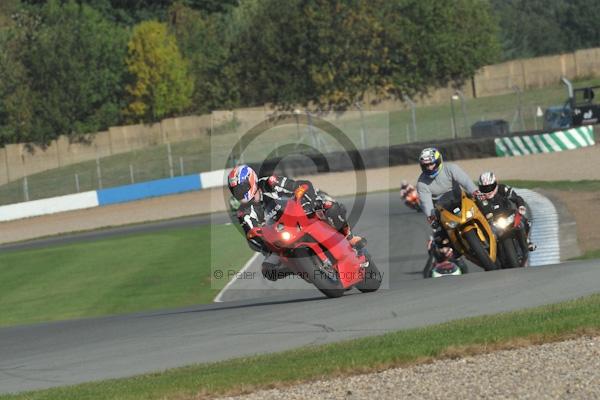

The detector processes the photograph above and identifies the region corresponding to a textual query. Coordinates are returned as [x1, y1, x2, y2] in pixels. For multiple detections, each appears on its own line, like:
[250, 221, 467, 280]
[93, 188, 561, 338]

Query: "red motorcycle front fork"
[297, 241, 330, 264]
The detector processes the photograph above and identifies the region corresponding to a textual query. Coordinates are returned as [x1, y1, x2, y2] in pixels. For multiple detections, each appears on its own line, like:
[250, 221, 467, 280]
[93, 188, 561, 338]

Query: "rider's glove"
[246, 227, 263, 239]
[314, 198, 333, 210]
[518, 205, 527, 215]
[294, 184, 308, 200]
[472, 190, 486, 201]
[427, 215, 440, 230]
[440, 246, 454, 260]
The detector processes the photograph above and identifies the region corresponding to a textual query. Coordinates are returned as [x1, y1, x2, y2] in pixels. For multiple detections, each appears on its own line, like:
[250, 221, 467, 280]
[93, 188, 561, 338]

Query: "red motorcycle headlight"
[281, 231, 291, 241]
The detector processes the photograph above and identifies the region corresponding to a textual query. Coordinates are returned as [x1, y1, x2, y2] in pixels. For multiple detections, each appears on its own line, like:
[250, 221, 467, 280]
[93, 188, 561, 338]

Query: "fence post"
[129, 164, 135, 184]
[403, 95, 417, 142]
[511, 86, 525, 131]
[306, 108, 318, 149]
[167, 142, 174, 178]
[453, 90, 467, 137]
[75, 173, 80, 193]
[293, 109, 301, 141]
[355, 101, 368, 149]
[450, 104, 458, 139]
[23, 176, 29, 201]
[179, 156, 184, 176]
[96, 157, 103, 189]
[306, 108, 329, 152]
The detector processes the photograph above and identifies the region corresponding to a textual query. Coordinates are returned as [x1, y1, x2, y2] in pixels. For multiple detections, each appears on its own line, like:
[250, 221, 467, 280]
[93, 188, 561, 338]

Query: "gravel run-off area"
[221, 336, 600, 400]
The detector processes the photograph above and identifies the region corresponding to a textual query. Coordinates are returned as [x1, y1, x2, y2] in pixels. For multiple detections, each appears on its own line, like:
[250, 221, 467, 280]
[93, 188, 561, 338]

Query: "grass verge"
[571, 249, 600, 260]
[3, 293, 600, 400]
[0, 223, 252, 327]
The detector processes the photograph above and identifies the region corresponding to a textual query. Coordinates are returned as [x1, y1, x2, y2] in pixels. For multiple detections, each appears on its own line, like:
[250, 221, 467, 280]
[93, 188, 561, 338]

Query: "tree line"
[0, 0, 597, 147]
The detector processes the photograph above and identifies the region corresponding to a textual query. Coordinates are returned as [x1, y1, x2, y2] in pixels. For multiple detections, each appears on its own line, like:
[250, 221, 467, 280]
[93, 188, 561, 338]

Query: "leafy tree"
[491, 0, 567, 59]
[0, 0, 128, 145]
[0, 1, 32, 145]
[0, 31, 36, 145]
[181, 0, 239, 15]
[380, 0, 499, 97]
[23, 0, 239, 25]
[84, 0, 173, 25]
[562, 0, 600, 51]
[124, 20, 194, 122]
[169, 4, 240, 113]
[0, 0, 21, 28]
[231, 0, 499, 109]
[490, 0, 600, 60]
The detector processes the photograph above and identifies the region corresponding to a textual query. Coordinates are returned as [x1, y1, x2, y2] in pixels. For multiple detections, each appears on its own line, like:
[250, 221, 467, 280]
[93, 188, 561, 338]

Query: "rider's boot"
[525, 220, 536, 251]
[343, 225, 367, 250]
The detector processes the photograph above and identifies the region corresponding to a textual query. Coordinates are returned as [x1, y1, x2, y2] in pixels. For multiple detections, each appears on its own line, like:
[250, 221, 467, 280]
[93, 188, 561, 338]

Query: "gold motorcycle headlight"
[465, 207, 475, 220]
[446, 221, 459, 229]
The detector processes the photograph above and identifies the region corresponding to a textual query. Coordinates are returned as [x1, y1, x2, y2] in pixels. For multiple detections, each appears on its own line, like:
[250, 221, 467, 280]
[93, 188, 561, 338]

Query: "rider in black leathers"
[228, 164, 365, 281]
[476, 171, 536, 251]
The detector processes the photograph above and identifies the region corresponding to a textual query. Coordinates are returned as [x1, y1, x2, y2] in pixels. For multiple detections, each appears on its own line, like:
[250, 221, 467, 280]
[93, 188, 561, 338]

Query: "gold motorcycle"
[435, 186, 498, 271]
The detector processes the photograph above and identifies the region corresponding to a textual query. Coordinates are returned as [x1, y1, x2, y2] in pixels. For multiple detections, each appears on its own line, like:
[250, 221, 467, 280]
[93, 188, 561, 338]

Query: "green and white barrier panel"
[495, 126, 595, 157]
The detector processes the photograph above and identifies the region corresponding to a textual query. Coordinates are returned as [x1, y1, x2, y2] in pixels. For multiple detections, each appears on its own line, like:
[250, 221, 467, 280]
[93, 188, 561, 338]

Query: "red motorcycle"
[251, 192, 382, 298]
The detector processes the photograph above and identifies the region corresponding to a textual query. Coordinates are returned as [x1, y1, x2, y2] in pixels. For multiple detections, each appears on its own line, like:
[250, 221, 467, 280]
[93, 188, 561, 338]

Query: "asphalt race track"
[1, 192, 600, 394]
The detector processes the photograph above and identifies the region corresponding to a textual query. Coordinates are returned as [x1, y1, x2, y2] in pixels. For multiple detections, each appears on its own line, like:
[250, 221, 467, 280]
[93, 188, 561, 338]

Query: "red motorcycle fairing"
[261, 198, 366, 289]
[514, 212, 522, 227]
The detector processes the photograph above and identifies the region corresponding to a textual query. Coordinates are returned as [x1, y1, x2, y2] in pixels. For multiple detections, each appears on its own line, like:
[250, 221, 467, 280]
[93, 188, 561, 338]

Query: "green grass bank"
[0, 223, 252, 327]
[2, 293, 600, 400]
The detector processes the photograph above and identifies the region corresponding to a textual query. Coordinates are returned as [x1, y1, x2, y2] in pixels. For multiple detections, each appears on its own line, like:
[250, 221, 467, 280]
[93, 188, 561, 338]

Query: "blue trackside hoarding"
[97, 174, 202, 206]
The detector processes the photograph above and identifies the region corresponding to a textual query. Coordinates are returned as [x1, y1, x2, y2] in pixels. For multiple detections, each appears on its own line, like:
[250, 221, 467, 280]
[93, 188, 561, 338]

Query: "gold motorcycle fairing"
[436, 188, 497, 267]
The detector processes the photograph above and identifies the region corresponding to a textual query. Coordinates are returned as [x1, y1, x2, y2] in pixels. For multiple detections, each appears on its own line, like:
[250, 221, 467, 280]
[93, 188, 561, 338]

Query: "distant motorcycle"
[251, 192, 382, 298]
[400, 183, 422, 212]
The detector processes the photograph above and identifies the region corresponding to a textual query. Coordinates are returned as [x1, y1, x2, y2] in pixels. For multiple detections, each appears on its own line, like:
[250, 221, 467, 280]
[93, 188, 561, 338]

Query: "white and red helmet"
[228, 165, 258, 203]
[478, 171, 498, 199]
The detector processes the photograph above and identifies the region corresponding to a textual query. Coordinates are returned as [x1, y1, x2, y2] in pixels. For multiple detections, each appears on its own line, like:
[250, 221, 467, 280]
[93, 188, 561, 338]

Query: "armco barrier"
[97, 174, 201, 206]
[199, 169, 228, 189]
[252, 137, 497, 177]
[0, 130, 592, 222]
[0, 137, 499, 221]
[0, 191, 98, 222]
[495, 126, 595, 157]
